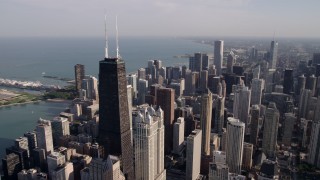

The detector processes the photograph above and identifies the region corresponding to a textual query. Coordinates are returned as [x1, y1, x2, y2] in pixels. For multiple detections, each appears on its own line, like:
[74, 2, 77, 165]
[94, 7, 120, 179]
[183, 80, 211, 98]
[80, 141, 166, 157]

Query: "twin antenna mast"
[104, 15, 109, 59]
[104, 15, 120, 59]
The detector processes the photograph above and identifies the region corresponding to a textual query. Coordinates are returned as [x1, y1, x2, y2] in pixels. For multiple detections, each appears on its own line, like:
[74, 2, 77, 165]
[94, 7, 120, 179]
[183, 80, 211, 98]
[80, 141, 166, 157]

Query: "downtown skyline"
[2, 1, 320, 179]
[2, 34, 320, 179]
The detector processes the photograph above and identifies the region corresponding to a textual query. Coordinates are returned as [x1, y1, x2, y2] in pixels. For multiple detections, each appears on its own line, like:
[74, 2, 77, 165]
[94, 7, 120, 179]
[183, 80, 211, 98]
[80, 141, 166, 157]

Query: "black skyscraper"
[194, 52, 202, 72]
[283, 69, 293, 95]
[98, 57, 134, 179]
[313, 53, 320, 65]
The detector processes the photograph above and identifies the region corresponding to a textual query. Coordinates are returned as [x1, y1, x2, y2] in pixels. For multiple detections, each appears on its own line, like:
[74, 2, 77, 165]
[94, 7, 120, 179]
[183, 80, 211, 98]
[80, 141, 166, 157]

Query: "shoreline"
[0, 100, 42, 108]
[0, 99, 71, 108]
[45, 98, 72, 103]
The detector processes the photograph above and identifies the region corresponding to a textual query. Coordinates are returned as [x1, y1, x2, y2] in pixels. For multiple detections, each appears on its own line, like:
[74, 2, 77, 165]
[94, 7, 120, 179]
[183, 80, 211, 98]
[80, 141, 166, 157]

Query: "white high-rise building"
[127, 74, 138, 99]
[251, 78, 264, 105]
[262, 102, 280, 158]
[134, 105, 166, 180]
[81, 75, 98, 100]
[180, 78, 185, 96]
[18, 169, 48, 180]
[173, 117, 185, 154]
[127, 85, 133, 144]
[36, 119, 53, 155]
[226, 117, 245, 174]
[233, 86, 251, 126]
[214, 40, 224, 76]
[209, 148, 229, 180]
[47, 152, 66, 178]
[154, 60, 162, 71]
[186, 129, 202, 180]
[15, 137, 29, 152]
[200, 90, 213, 156]
[138, 68, 146, 80]
[212, 151, 227, 164]
[253, 65, 260, 79]
[159, 67, 166, 80]
[106, 155, 126, 180]
[265, 69, 275, 93]
[51, 116, 70, 144]
[227, 52, 235, 74]
[269, 41, 278, 69]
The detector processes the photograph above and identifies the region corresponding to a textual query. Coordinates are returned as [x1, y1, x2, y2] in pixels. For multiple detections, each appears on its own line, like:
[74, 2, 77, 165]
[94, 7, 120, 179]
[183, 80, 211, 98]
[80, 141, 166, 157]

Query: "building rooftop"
[210, 162, 228, 170]
[227, 117, 245, 127]
[259, 159, 278, 178]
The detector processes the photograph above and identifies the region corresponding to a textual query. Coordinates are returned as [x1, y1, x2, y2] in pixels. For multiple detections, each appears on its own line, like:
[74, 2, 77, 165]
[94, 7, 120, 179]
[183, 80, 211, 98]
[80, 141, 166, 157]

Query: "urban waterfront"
[2, 36, 320, 179]
[0, 37, 212, 160]
[1, 0, 320, 178]
[0, 101, 70, 157]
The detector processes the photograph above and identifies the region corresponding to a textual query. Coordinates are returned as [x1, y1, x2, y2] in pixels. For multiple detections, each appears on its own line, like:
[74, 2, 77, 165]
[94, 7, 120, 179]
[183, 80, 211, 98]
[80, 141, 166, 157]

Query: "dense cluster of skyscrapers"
[2, 36, 320, 180]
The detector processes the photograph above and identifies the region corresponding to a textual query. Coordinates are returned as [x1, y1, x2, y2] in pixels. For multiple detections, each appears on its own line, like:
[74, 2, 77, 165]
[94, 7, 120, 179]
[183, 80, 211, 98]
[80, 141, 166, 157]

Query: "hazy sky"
[1, 0, 320, 38]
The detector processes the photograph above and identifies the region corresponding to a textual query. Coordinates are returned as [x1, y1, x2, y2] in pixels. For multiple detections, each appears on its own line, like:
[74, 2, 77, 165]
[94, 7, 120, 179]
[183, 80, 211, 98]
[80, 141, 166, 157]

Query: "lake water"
[0, 37, 213, 84]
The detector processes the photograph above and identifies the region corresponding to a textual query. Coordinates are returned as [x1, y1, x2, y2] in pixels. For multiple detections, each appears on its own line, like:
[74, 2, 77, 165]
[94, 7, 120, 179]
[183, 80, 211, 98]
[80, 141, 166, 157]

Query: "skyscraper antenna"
[273, 31, 275, 41]
[104, 14, 109, 59]
[116, 15, 120, 59]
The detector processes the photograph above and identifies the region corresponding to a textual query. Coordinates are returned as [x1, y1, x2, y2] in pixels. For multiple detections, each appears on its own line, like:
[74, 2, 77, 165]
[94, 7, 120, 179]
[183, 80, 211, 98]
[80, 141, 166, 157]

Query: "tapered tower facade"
[98, 57, 134, 179]
[98, 16, 134, 179]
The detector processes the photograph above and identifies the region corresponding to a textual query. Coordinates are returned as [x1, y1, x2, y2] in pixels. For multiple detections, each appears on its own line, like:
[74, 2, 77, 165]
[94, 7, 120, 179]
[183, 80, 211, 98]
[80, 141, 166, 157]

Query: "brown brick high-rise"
[74, 64, 85, 93]
[156, 87, 175, 154]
